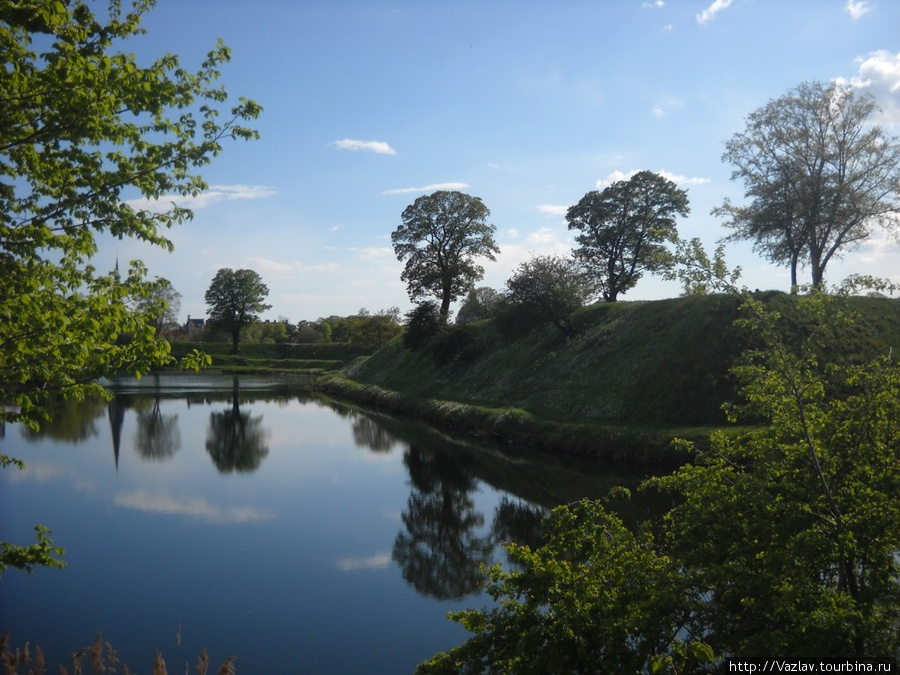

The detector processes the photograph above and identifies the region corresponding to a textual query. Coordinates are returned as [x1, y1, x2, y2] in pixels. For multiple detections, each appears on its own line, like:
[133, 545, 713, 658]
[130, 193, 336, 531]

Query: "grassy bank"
[315, 373, 701, 466]
[321, 292, 900, 462]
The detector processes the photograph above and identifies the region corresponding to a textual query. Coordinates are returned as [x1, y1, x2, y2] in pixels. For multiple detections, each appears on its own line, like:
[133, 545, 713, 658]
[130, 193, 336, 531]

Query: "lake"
[0, 373, 648, 673]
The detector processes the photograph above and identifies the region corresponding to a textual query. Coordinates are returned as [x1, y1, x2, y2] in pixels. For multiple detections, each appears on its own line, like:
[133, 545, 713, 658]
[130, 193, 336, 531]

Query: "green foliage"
[392, 191, 500, 317]
[653, 286, 900, 657]
[1, 0, 259, 573]
[244, 319, 291, 344]
[417, 267, 900, 670]
[416, 499, 704, 674]
[502, 254, 598, 336]
[717, 81, 900, 288]
[204, 268, 271, 353]
[567, 171, 689, 302]
[429, 323, 481, 365]
[404, 301, 444, 351]
[349, 307, 403, 351]
[0, 525, 65, 578]
[456, 287, 501, 324]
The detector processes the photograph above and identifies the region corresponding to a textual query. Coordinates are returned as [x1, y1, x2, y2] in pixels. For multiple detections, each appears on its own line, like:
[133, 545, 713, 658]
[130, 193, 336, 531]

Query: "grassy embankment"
[315, 292, 900, 465]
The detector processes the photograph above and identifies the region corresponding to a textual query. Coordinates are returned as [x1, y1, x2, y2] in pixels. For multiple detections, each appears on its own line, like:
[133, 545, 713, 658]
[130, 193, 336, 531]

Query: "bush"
[430, 323, 480, 365]
[504, 255, 598, 336]
[403, 301, 443, 351]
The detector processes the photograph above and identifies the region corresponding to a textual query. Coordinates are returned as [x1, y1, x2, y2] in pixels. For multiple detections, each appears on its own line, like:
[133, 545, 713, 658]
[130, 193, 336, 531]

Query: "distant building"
[184, 315, 205, 337]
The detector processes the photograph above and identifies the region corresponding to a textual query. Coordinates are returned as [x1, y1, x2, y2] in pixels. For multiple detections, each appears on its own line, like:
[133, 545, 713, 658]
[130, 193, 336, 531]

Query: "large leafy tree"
[392, 191, 499, 318]
[0, 0, 259, 573]
[205, 268, 271, 353]
[567, 171, 689, 302]
[718, 80, 900, 288]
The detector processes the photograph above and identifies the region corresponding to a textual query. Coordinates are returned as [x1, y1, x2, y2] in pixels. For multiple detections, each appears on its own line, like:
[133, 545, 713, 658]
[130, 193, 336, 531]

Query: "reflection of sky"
[0, 383, 482, 673]
[1, 377, 627, 673]
[113, 489, 275, 524]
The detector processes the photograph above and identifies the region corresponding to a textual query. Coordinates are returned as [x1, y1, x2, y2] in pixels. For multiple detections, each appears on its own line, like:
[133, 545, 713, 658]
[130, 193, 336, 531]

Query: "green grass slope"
[345, 293, 900, 429]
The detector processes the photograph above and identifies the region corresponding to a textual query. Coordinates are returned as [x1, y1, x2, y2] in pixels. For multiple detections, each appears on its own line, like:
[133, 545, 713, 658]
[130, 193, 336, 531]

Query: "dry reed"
[0, 632, 237, 675]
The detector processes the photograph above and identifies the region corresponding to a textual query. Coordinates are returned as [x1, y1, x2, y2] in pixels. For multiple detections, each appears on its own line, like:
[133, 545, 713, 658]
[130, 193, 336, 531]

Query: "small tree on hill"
[456, 286, 501, 323]
[205, 268, 271, 353]
[504, 255, 598, 336]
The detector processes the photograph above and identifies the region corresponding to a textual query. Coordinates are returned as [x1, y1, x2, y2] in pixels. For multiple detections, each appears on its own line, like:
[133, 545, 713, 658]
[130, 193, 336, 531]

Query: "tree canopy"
[205, 268, 271, 353]
[567, 171, 689, 302]
[0, 0, 258, 572]
[134, 277, 182, 336]
[503, 255, 597, 336]
[392, 191, 499, 317]
[718, 80, 900, 288]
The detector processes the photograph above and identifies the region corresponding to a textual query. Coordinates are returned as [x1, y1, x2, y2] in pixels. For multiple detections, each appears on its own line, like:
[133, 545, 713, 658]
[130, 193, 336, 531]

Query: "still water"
[1, 374, 645, 673]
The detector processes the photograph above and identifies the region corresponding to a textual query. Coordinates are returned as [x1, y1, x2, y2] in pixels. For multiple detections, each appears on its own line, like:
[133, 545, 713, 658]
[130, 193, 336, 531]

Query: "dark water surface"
[1, 374, 648, 673]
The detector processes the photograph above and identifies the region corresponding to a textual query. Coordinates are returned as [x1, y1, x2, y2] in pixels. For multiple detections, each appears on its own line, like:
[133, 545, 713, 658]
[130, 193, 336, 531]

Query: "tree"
[392, 191, 500, 317]
[134, 277, 182, 336]
[567, 171, 689, 302]
[503, 255, 598, 336]
[456, 286, 501, 324]
[718, 81, 900, 288]
[204, 268, 271, 353]
[350, 307, 403, 351]
[1, 0, 257, 573]
[403, 301, 443, 351]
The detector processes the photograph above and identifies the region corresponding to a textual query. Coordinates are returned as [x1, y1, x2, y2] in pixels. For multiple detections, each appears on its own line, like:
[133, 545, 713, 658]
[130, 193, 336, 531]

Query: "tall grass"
[0, 631, 237, 675]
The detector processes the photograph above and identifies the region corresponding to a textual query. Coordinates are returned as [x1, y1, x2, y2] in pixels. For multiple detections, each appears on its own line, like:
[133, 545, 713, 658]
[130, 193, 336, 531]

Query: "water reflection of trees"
[19, 395, 107, 443]
[133, 395, 180, 461]
[491, 497, 548, 555]
[393, 445, 493, 600]
[205, 377, 270, 473]
[351, 414, 396, 453]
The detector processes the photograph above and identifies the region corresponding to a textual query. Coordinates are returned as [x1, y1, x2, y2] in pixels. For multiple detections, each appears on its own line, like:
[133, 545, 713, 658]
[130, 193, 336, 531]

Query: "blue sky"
[105, 0, 900, 323]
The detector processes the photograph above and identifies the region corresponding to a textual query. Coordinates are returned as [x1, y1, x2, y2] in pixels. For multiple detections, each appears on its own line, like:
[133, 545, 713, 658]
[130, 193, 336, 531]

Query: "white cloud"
[663, 24, 673, 31]
[526, 227, 563, 246]
[8, 462, 67, 483]
[696, 0, 733, 24]
[642, 0, 664, 7]
[845, 0, 871, 20]
[505, 228, 520, 239]
[351, 246, 395, 262]
[332, 138, 397, 155]
[839, 50, 900, 124]
[595, 169, 710, 188]
[653, 106, 669, 118]
[337, 552, 392, 571]
[537, 204, 568, 216]
[114, 490, 275, 524]
[657, 170, 711, 186]
[382, 182, 470, 195]
[126, 184, 276, 214]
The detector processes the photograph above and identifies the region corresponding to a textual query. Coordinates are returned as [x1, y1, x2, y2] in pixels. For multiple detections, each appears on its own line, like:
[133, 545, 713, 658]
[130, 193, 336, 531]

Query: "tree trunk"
[440, 289, 452, 317]
[790, 253, 799, 293]
[231, 327, 240, 354]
